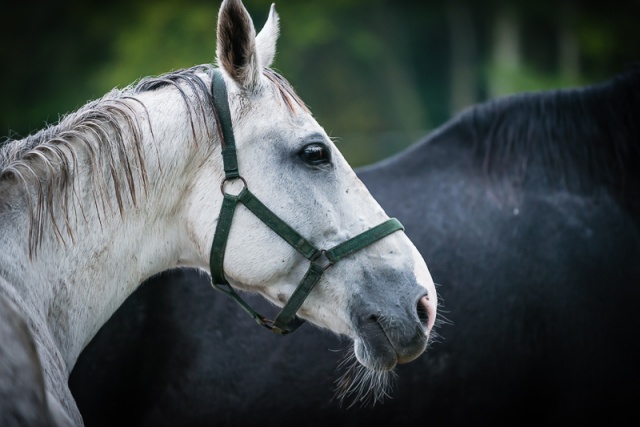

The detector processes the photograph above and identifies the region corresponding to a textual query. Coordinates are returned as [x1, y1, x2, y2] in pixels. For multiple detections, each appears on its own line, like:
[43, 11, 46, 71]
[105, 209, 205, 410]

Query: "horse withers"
[70, 66, 640, 425]
[0, 1, 436, 425]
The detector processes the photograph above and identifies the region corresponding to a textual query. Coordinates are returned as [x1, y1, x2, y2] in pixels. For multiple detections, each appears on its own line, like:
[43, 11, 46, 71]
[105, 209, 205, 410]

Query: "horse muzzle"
[352, 287, 434, 371]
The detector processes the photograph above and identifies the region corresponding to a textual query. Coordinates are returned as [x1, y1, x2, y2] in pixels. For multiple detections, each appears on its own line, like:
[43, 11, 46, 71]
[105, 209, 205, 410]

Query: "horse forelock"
[0, 65, 216, 257]
[263, 68, 309, 114]
[463, 65, 640, 198]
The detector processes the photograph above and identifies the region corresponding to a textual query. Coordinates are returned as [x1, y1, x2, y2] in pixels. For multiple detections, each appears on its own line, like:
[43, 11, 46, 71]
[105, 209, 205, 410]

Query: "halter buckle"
[311, 250, 334, 271]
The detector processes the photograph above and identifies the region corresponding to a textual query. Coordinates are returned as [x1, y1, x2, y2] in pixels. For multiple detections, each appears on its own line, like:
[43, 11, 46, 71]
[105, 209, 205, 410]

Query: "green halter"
[209, 70, 404, 334]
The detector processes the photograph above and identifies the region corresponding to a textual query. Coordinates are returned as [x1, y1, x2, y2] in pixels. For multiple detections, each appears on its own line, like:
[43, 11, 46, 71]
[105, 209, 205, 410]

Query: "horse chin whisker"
[332, 346, 397, 408]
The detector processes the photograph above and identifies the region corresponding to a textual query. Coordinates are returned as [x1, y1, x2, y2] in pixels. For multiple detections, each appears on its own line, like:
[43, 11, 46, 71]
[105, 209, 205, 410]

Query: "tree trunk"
[446, 0, 477, 115]
[558, 0, 580, 81]
[487, 4, 521, 97]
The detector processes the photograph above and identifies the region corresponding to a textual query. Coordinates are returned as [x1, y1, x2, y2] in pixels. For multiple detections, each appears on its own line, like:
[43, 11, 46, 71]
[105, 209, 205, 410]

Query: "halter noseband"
[209, 70, 404, 335]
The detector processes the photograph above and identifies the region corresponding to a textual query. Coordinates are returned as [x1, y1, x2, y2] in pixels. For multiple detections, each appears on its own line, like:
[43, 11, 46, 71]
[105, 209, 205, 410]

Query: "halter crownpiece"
[209, 69, 404, 335]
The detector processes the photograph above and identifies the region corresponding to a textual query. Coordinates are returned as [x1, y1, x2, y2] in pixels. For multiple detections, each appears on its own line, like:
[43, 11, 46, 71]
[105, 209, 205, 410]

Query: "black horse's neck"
[460, 65, 640, 198]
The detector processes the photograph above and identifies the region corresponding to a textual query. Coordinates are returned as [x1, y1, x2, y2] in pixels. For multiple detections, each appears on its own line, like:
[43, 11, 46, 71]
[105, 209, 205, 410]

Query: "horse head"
[181, 0, 438, 397]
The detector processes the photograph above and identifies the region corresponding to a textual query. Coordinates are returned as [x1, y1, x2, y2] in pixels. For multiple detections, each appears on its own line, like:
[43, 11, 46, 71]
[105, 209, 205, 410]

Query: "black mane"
[461, 65, 640, 199]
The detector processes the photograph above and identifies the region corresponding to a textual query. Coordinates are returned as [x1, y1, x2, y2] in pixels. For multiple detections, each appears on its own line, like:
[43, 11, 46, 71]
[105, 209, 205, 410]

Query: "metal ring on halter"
[220, 176, 248, 195]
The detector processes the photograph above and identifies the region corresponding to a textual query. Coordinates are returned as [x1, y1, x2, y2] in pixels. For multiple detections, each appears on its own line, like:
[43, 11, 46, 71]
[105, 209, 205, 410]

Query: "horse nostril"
[416, 295, 430, 328]
[368, 313, 380, 323]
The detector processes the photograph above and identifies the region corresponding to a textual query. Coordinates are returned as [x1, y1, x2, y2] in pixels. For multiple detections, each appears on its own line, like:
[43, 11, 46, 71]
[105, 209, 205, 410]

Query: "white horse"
[0, 0, 437, 425]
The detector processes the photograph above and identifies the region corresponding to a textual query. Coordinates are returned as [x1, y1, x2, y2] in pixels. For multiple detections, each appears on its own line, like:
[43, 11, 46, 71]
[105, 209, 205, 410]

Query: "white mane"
[0, 66, 214, 255]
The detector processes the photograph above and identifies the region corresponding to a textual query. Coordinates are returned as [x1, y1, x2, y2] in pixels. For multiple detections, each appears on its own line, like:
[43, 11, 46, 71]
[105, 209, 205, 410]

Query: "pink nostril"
[417, 295, 434, 334]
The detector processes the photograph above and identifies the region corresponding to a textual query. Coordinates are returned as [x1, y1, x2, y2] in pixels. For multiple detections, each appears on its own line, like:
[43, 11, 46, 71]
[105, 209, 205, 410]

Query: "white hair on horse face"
[335, 343, 398, 407]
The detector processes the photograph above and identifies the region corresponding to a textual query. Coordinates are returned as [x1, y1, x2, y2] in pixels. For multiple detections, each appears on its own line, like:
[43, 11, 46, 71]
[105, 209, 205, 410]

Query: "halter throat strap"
[209, 70, 404, 335]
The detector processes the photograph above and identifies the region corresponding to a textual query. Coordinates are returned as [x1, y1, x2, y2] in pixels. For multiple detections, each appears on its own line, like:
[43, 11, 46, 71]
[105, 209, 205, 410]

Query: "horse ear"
[216, 0, 260, 88]
[255, 4, 279, 69]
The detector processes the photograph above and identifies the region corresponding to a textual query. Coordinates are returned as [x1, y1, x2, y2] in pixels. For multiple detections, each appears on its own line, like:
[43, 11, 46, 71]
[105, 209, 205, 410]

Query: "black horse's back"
[70, 67, 640, 426]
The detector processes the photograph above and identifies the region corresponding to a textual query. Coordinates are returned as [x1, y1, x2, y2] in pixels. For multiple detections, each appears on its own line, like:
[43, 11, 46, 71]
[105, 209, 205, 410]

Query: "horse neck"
[0, 80, 218, 373]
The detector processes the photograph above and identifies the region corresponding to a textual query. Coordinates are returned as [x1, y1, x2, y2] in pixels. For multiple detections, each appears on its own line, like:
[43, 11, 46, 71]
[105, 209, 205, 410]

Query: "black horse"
[69, 66, 640, 426]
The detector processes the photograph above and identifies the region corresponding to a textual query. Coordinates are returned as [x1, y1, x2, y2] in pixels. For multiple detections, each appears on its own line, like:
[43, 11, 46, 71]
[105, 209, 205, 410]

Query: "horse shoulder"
[0, 276, 81, 426]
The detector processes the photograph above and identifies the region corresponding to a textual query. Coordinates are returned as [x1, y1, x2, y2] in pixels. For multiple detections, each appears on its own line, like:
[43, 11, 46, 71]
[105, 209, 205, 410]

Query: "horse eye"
[299, 143, 330, 165]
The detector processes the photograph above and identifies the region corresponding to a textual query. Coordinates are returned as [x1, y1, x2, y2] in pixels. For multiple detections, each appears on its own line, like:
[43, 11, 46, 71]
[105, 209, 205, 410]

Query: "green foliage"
[2, 0, 638, 166]
[485, 62, 586, 96]
[91, 1, 216, 92]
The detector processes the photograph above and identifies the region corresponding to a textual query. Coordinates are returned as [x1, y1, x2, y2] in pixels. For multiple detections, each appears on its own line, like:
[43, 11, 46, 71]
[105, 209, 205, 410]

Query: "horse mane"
[0, 62, 304, 256]
[0, 64, 218, 256]
[462, 64, 640, 200]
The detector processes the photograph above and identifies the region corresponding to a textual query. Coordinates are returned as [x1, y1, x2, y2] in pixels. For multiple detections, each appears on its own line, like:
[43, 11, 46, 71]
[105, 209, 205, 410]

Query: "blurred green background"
[1, 0, 638, 167]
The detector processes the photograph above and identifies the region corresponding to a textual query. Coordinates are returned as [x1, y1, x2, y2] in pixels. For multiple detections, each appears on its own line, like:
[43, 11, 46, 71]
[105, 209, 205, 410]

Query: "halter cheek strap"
[209, 70, 404, 335]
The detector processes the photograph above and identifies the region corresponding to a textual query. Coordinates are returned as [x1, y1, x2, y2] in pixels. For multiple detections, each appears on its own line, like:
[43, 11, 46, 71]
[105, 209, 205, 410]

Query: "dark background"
[2, 0, 638, 166]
